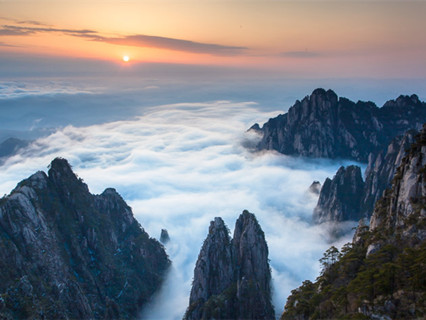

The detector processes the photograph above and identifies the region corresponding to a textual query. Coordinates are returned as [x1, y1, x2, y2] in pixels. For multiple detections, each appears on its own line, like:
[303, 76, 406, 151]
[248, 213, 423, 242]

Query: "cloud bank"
[0, 100, 358, 319]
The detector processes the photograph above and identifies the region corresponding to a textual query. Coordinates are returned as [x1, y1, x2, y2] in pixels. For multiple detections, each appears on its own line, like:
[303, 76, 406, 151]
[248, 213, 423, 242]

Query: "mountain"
[0, 158, 170, 319]
[250, 89, 425, 162]
[0, 137, 29, 163]
[314, 129, 417, 224]
[184, 211, 275, 320]
[313, 165, 364, 224]
[281, 125, 426, 319]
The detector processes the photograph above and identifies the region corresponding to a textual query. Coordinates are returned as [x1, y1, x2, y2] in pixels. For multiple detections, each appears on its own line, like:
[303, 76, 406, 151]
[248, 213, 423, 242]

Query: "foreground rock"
[251, 89, 425, 162]
[184, 211, 275, 320]
[0, 158, 170, 319]
[281, 125, 426, 319]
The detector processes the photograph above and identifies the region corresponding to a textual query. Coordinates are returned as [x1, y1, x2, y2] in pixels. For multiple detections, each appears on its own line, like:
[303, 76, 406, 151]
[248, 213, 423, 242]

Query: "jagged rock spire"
[185, 211, 274, 320]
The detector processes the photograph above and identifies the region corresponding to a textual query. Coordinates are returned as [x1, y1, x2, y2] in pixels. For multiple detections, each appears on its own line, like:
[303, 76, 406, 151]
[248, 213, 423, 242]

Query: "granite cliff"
[251, 89, 425, 162]
[314, 129, 417, 224]
[281, 125, 426, 319]
[184, 210, 275, 320]
[0, 158, 170, 319]
[313, 165, 364, 224]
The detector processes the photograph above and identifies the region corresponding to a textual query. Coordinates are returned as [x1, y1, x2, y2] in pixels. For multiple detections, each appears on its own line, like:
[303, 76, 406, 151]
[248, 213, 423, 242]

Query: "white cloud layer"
[0, 101, 358, 319]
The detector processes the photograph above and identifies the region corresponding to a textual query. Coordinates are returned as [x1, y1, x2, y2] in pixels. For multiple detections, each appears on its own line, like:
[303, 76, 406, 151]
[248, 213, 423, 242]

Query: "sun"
[122, 55, 130, 62]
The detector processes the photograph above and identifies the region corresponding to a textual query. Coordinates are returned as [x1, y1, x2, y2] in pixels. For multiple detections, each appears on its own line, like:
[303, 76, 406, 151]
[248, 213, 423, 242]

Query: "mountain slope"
[0, 158, 170, 319]
[281, 125, 426, 319]
[314, 129, 417, 224]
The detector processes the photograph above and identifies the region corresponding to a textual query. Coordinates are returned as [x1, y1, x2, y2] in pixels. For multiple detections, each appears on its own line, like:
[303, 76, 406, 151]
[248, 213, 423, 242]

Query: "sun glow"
[122, 55, 130, 62]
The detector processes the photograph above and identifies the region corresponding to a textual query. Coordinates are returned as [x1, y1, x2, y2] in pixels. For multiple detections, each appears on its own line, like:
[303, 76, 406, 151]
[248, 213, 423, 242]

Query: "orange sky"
[1, 0, 426, 78]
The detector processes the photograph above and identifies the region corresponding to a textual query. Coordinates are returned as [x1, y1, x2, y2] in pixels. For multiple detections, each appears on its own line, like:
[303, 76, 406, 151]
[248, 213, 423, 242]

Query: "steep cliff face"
[281, 126, 426, 320]
[314, 130, 417, 224]
[252, 89, 425, 162]
[313, 165, 365, 223]
[362, 129, 417, 217]
[368, 125, 426, 247]
[185, 211, 274, 320]
[0, 158, 170, 319]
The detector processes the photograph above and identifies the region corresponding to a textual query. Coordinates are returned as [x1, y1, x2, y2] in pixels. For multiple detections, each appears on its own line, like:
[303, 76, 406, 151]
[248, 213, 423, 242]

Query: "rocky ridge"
[281, 125, 426, 319]
[313, 165, 364, 224]
[184, 211, 275, 320]
[0, 158, 170, 319]
[251, 89, 425, 162]
[314, 129, 417, 224]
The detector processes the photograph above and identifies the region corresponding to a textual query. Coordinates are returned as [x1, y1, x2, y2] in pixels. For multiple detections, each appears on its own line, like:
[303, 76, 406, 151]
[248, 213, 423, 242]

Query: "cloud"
[100, 34, 248, 56]
[0, 100, 360, 318]
[0, 41, 18, 47]
[0, 25, 98, 37]
[0, 23, 248, 56]
[281, 50, 322, 58]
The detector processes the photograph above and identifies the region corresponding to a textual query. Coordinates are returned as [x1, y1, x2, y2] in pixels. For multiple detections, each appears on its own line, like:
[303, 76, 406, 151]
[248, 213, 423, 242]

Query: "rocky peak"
[185, 211, 274, 320]
[0, 158, 170, 319]
[314, 128, 419, 227]
[185, 217, 233, 320]
[251, 89, 426, 162]
[308, 181, 321, 195]
[160, 229, 170, 244]
[369, 124, 426, 238]
[233, 210, 270, 292]
[47, 157, 90, 200]
[313, 165, 365, 223]
[382, 94, 422, 109]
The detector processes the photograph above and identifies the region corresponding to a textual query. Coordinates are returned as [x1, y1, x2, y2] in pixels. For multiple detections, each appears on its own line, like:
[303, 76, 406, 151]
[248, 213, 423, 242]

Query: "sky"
[0, 0, 426, 78]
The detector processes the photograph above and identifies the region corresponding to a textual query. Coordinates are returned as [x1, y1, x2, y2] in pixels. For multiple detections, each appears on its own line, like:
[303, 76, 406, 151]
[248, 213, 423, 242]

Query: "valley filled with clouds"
[0, 92, 358, 318]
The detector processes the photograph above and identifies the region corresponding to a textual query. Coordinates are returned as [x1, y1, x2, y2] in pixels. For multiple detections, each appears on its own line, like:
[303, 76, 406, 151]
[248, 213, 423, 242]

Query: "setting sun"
[123, 55, 130, 62]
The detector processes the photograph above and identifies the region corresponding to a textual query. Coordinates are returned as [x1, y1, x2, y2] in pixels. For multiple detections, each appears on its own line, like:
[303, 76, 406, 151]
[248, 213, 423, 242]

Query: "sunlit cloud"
[0, 25, 98, 37]
[0, 23, 248, 56]
[280, 50, 323, 58]
[0, 100, 359, 318]
[101, 34, 248, 56]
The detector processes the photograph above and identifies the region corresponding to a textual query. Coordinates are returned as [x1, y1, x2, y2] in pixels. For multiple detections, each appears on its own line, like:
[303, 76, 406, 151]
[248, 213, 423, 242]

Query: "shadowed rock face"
[185, 211, 275, 320]
[313, 165, 365, 223]
[314, 130, 418, 225]
[251, 89, 425, 162]
[281, 125, 426, 320]
[368, 124, 426, 245]
[0, 158, 170, 319]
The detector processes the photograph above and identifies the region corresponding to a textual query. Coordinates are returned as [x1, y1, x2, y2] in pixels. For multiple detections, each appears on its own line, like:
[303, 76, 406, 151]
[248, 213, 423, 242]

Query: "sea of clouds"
[0, 97, 360, 319]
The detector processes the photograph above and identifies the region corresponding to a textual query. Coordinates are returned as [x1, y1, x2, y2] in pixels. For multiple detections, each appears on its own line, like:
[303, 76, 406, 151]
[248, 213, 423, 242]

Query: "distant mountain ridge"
[250, 89, 426, 162]
[0, 158, 170, 319]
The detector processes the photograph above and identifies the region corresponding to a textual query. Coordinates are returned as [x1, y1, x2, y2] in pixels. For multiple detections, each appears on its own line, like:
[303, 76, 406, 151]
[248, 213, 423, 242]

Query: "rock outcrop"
[367, 125, 426, 247]
[281, 125, 426, 320]
[160, 228, 170, 244]
[314, 130, 417, 224]
[313, 166, 365, 223]
[308, 181, 321, 195]
[361, 129, 417, 219]
[0, 158, 170, 319]
[184, 211, 274, 320]
[251, 89, 425, 162]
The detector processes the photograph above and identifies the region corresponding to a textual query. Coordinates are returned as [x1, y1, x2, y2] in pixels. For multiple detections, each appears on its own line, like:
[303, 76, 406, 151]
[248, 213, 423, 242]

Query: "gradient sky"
[1, 0, 426, 78]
